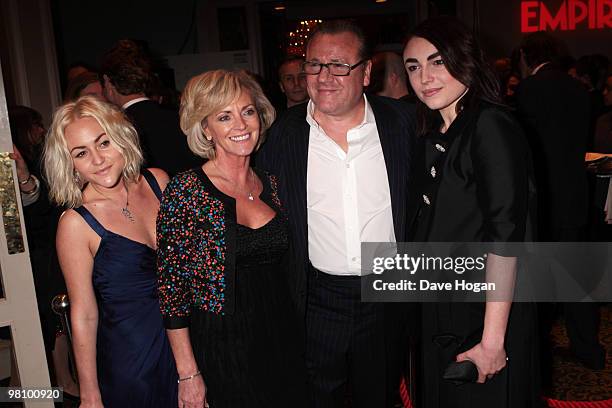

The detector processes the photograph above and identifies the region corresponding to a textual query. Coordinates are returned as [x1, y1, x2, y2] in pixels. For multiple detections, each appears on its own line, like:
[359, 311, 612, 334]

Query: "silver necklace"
[121, 194, 135, 222]
[212, 161, 256, 201]
[92, 181, 135, 222]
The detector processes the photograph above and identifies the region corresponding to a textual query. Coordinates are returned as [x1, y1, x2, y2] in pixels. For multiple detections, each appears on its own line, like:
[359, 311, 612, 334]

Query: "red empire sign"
[521, 0, 612, 32]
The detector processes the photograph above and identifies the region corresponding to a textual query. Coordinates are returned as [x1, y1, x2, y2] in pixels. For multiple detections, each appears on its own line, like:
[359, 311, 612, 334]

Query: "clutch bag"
[442, 360, 479, 385]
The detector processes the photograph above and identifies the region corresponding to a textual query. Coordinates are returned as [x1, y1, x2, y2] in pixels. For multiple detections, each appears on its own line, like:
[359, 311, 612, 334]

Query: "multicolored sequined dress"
[157, 167, 307, 408]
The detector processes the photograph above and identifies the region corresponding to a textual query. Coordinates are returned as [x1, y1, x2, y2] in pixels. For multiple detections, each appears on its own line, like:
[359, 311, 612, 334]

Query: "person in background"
[516, 31, 605, 379]
[575, 55, 611, 150]
[403, 16, 539, 408]
[8, 106, 79, 398]
[157, 69, 307, 408]
[368, 51, 412, 102]
[100, 39, 201, 176]
[66, 61, 95, 82]
[502, 71, 521, 107]
[64, 71, 105, 102]
[44, 96, 178, 407]
[278, 55, 309, 109]
[594, 73, 612, 153]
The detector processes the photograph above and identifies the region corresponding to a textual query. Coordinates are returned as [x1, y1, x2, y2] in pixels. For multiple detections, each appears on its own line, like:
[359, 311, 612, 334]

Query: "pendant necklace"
[92, 181, 135, 223]
[212, 161, 256, 201]
[121, 192, 135, 222]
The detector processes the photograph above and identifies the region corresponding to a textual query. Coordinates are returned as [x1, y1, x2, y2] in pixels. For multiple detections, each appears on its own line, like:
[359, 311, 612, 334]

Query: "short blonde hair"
[180, 70, 276, 159]
[43, 96, 143, 208]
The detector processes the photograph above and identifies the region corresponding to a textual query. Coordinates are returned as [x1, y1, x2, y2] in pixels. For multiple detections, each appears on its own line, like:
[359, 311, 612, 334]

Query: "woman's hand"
[178, 374, 207, 408]
[455, 341, 507, 383]
[10, 144, 30, 183]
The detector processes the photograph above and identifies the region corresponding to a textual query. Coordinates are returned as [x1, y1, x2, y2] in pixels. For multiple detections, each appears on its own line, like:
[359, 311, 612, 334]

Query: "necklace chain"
[91, 180, 135, 223]
[212, 161, 256, 201]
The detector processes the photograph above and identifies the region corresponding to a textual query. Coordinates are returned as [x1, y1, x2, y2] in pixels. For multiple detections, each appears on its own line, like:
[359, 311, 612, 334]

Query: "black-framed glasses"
[302, 59, 367, 76]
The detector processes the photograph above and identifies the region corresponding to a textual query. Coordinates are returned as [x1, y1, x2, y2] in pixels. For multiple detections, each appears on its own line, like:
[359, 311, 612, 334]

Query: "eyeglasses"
[302, 59, 367, 76]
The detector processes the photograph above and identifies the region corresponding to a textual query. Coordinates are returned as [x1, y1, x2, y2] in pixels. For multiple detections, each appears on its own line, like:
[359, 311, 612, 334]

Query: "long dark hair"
[406, 16, 501, 136]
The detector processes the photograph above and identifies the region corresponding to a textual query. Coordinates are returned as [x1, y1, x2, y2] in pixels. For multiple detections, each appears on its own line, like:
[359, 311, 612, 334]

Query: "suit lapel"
[286, 111, 310, 258]
[370, 96, 407, 241]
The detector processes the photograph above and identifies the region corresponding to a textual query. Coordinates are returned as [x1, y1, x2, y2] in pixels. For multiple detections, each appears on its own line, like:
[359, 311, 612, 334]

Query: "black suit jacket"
[257, 95, 417, 315]
[125, 100, 202, 176]
[515, 65, 590, 238]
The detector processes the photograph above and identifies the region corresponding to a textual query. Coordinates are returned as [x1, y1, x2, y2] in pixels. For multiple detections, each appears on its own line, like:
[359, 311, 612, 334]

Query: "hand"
[455, 341, 507, 383]
[9, 145, 30, 182]
[178, 374, 207, 408]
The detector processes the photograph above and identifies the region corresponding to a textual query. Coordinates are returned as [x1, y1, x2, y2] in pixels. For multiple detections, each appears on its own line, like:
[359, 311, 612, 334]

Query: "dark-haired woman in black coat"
[403, 17, 541, 408]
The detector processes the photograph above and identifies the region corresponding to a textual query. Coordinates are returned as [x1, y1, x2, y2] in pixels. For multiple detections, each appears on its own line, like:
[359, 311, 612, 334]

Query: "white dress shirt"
[306, 95, 396, 276]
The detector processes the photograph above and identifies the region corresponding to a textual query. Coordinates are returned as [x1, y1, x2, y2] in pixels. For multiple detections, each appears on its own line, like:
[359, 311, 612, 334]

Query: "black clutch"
[442, 360, 479, 385]
[433, 329, 482, 386]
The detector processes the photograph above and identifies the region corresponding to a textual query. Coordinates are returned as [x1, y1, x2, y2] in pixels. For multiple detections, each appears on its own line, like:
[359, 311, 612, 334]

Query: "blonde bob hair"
[180, 70, 276, 159]
[43, 95, 143, 208]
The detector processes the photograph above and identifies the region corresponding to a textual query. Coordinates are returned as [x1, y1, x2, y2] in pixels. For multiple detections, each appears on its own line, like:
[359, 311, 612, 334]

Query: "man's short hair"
[307, 19, 371, 61]
[100, 39, 153, 95]
[278, 55, 305, 77]
[520, 32, 564, 69]
[368, 51, 405, 95]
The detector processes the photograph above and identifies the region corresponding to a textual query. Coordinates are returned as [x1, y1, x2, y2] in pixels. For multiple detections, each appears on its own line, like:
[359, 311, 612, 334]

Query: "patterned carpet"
[548, 305, 611, 402]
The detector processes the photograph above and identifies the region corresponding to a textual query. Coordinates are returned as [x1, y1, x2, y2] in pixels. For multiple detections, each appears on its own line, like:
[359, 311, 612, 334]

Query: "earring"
[73, 170, 81, 185]
[200, 121, 213, 142]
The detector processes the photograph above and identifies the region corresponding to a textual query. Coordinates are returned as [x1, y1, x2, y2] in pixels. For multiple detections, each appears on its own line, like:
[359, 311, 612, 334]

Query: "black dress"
[189, 197, 308, 408]
[74, 170, 178, 407]
[412, 102, 541, 408]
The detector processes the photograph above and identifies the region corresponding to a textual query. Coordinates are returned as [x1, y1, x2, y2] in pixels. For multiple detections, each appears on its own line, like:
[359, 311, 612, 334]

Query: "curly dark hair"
[100, 39, 153, 95]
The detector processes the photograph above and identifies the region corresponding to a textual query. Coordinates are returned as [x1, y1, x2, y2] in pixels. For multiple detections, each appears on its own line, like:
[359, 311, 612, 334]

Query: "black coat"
[125, 100, 202, 176]
[411, 102, 540, 408]
[414, 103, 533, 243]
[515, 65, 590, 239]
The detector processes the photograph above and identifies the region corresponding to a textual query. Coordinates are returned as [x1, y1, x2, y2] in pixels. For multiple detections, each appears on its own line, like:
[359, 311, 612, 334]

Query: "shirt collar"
[306, 94, 374, 130]
[532, 61, 550, 76]
[122, 96, 150, 110]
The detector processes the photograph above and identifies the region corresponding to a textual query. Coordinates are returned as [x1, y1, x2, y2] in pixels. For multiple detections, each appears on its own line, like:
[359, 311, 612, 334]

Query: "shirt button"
[435, 143, 446, 152]
[430, 166, 437, 178]
[423, 194, 431, 205]
[351, 257, 357, 261]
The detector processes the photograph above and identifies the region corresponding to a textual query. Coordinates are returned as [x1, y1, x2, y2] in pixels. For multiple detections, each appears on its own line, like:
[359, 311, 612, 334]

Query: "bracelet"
[177, 370, 201, 384]
[21, 175, 39, 195]
[19, 174, 32, 185]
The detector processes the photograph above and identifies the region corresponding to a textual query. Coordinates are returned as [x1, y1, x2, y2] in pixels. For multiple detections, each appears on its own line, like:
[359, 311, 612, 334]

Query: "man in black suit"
[258, 20, 416, 408]
[100, 40, 201, 176]
[515, 32, 605, 374]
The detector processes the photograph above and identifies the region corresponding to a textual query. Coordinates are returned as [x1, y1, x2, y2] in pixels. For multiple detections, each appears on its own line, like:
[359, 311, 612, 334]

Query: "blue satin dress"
[74, 170, 178, 407]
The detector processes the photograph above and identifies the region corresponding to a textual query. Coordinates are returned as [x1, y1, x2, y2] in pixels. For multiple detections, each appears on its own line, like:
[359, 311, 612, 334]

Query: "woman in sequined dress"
[157, 70, 307, 408]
